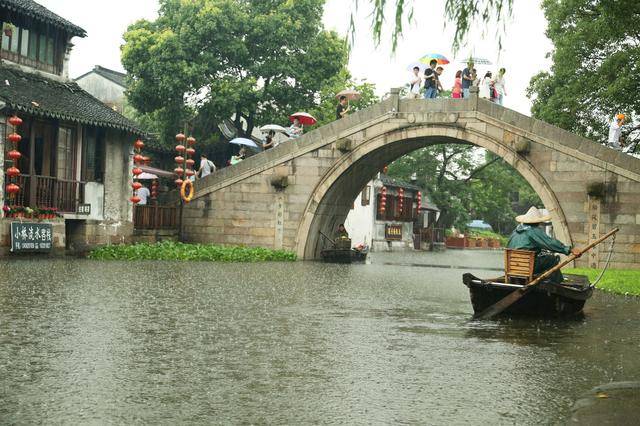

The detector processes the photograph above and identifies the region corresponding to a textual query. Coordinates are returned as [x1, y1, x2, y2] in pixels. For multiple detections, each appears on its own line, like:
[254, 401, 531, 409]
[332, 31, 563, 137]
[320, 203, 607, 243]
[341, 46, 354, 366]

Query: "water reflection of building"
[345, 173, 440, 252]
[1, 0, 143, 253]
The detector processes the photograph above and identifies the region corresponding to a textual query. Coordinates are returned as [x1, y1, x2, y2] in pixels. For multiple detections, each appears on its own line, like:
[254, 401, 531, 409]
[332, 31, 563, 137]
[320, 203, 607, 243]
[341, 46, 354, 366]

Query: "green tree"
[388, 146, 541, 232]
[527, 0, 639, 147]
[122, 0, 349, 145]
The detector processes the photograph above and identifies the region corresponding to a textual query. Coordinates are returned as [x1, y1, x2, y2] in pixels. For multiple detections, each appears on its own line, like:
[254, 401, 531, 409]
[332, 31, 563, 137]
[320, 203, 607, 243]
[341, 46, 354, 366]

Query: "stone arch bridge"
[183, 89, 640, 269]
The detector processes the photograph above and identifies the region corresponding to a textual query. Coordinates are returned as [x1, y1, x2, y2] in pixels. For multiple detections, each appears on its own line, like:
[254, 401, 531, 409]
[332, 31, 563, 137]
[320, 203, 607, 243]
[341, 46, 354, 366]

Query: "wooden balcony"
[7, 174, 85, 213]
[134, 205, 178, 230]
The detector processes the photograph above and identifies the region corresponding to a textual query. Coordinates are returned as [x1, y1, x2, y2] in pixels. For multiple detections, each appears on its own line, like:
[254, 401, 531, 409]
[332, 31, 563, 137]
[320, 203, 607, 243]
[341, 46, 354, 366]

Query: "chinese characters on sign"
[385, 224, 403, 241]
[77, 203, 91, 215]
[10, 222, 53, 253]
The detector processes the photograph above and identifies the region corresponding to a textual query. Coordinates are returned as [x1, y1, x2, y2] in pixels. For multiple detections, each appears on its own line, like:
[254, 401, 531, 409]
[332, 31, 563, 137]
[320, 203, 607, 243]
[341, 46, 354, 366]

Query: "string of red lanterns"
[130, 138, 145, 204]
[175, 133, 196, 188]
[5, 115, 23, 201]
[398, 188, 405, 214]
[379, 186, 387, 216]
[417, 191, 422, 214]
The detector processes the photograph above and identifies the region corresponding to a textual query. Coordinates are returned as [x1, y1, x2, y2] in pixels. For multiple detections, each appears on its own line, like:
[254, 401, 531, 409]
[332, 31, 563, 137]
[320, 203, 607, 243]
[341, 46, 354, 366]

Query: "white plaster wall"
[344, 189, 374, 248]
[76, 73, 126, 111]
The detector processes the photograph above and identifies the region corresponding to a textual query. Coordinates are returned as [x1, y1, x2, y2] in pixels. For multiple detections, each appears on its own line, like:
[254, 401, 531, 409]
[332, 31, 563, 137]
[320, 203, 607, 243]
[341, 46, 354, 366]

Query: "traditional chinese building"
[344, 173, 437, 252]
[75, 65, 127, 114]
[1, 0, 144, 254]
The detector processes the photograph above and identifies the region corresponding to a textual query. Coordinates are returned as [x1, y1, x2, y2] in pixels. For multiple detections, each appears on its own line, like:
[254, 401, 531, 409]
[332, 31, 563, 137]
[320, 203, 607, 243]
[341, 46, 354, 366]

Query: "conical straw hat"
[515, 206, 551, 224]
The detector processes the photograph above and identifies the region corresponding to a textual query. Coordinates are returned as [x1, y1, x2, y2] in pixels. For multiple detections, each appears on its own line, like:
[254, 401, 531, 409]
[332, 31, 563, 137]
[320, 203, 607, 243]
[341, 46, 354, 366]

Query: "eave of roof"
[0, 0, 86, 37]
[75, 65, 127, 88]
[0, 64, 143, 134]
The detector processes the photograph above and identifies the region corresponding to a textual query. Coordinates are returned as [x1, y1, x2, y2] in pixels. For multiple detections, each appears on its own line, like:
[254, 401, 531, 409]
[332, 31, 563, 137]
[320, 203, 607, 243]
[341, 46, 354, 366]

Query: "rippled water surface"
[1, 251, 639, 424]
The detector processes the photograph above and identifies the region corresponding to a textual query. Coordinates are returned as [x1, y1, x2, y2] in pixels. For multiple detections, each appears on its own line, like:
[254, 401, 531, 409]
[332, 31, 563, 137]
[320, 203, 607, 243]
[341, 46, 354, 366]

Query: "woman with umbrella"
[288, 112, 317, 138]
[262, 130, 276, 150]
[289, 118, 303, 138]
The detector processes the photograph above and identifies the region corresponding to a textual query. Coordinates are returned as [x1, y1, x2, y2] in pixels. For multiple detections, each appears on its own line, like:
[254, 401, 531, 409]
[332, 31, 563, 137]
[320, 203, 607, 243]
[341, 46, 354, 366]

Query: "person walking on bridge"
[507, 207, 580, 283]
[608, 114, 625, 150]
[197, 154, 216, 179]
[336, 96, 350, 119]
[423, 59, 438, 99]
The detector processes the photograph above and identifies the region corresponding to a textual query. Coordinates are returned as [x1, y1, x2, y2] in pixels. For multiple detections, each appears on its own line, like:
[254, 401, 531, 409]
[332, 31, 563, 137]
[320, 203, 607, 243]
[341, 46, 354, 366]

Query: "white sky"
[37, 0, 552, 115]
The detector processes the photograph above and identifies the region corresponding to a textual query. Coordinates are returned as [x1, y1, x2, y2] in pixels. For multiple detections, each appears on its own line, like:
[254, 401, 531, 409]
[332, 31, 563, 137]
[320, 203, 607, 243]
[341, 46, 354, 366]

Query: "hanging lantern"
[133, 154, 145, 164]
[143, 156, 151, 165]
[175, 144, 186, 152]
[398, 188, 405, 213]
[132, 167, 143, 176]
[7, 150, 21, 161]
[175, 133, 186, 142]
[132, 181, 143, 191]
[5, 183, 20, 195]
[174, 167, 185, 176]
[185, 158, 195, 167]
[6, 166, 20, 178]
[175, 178, 184, 187]
[131, 138, 146, 204]
[379, 186, 387, 213]
[134, 139, 145, 150]
[186, 136, 196, 146]
[185, 169, 195, 177]
[174, 156, 185, 164]
[130, 196, 141, 204]
[8, 115, 22, 127]
[186, 147, 196, 156]
[8, 133, 21, 144]
[417, 191, 422, 213]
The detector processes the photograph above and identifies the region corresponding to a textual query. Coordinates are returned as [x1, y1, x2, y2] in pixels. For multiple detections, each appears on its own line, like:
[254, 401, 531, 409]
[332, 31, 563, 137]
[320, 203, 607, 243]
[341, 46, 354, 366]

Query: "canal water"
[1, 251, 638, 424]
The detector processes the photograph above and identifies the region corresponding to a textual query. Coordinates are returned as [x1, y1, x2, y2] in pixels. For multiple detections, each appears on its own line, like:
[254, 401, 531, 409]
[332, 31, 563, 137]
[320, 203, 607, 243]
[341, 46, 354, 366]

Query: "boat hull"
[320, 249, 368, 264]
[463, 273, 593, 317]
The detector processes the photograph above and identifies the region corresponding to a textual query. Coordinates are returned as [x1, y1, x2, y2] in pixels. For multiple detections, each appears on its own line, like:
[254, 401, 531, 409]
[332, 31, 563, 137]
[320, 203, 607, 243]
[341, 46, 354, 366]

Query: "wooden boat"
[463, 273, 593, 317]
[320, 248, 368, 264]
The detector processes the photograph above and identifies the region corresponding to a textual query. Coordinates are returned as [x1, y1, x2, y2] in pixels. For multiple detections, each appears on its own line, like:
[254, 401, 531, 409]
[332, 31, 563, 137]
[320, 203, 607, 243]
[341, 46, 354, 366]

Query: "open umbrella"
[260, 124, 290, 134]
[460, 56, 493, 65]
[289, 112, 317, 126]
[136, 172, 160, 180]
[230, 137, 259, 148]
[406, 62, 427, 73]
[419, 53, 450, 65]
[335, 89, 361, 102]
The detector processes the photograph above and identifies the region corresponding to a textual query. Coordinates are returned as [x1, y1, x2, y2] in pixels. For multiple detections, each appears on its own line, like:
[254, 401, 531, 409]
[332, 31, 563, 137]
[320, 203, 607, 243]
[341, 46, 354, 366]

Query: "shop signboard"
[10, 222, 53, 253]
[385, 224, 403, 241]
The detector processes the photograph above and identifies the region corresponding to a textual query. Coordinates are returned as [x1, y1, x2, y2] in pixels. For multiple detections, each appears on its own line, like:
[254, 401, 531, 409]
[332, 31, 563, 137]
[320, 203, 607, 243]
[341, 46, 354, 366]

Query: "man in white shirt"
[136, 185, 150, 205]
[408, 66, 422, 99]
[197, 154, 216, 179]
[608, 114, 625, 150]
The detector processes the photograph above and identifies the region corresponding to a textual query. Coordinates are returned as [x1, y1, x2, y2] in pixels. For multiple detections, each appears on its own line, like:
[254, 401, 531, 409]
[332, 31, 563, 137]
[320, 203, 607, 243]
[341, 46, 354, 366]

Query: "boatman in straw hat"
[507, 207, 581, 283]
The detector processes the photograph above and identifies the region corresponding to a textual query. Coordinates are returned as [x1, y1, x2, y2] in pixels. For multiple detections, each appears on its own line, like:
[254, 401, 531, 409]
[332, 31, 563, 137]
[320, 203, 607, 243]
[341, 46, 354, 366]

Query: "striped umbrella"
[418, 53, 450, 65]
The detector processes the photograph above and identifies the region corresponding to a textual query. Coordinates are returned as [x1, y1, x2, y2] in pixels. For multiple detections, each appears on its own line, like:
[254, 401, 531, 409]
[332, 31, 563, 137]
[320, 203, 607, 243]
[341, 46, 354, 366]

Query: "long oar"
[474, 228, 619, 320]
[319, 230, 336, 248]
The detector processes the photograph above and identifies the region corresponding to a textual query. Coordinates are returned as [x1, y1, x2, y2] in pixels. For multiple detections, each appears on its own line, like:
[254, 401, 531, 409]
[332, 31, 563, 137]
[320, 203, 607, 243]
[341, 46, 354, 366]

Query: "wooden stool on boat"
[504, 249, 535, 284]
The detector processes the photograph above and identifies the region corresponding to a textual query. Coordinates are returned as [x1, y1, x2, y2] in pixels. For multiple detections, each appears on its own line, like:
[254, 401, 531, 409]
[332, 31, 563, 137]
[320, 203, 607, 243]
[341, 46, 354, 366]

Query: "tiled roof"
[0, 64, 143, 134]
[379, 173, 423, 191]
[0, 0, 86, 37]
[76, 65, 127, 88]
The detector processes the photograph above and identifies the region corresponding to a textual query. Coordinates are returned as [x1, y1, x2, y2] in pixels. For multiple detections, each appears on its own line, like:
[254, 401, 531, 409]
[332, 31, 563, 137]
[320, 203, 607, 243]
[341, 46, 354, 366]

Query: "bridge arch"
[296, 124, 571, 259]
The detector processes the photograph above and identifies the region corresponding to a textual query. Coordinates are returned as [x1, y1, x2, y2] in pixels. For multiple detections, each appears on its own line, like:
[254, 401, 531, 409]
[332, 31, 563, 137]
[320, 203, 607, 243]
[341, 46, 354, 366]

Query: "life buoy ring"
[180, 179, 195, 203]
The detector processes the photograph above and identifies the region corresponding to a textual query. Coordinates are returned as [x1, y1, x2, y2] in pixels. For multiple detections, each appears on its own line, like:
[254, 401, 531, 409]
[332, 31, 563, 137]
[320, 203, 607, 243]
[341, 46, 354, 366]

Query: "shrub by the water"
[88, 241, 297, 262]
[566, 268, 640, 296]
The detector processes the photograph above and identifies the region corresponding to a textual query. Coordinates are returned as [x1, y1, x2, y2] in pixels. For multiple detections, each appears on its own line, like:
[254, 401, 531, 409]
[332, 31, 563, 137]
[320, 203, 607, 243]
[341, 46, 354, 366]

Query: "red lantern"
[398, 188, 405, 212]
[7, 150, 21, 161]
[174, 156, 185, 164]
[186, 158, 195, 167]
[417, 191, 422, 212]
[143, 156, 151, 165]
[134, 139, 145, 150]
[8, 115, 22, 127]
[8, 133, 21, 143]
[132, 167, 143, 176]
[379, 186, 387, 213]
[133, 154, 144, 164]
[132, 182, 143, 191]
[174, 167, 185, 176]
[175, 178, 184, 187]
[175, 144, 186, 152]
[6, 166, 20, 177]
[130, 196, 141, 204]
[185, 169, 195, 177]
[5, 183, 20, 194]
[186, 136, 196, 145]
[176, 133, 186, 142]
[186, 147, 196, 156]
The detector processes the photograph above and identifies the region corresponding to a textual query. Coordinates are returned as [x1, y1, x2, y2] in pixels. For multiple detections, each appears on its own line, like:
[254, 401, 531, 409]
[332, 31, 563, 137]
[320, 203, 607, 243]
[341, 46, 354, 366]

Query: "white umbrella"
[459, 56, 493, 65]
[260, 124, 290, 134]
[136, 172, 159, 180]
[335, 89, 362, 101]
[406, 62, 427, 73]
[230, 137, 259, 148]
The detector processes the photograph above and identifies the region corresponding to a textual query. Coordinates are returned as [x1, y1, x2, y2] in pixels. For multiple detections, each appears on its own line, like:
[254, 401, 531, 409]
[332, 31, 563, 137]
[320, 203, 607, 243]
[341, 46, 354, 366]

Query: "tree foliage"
[528, 0, 640, 146]
[122, 0, 349, 144]
[388, 146, 541, 233]
[362, 0, 513, 51]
